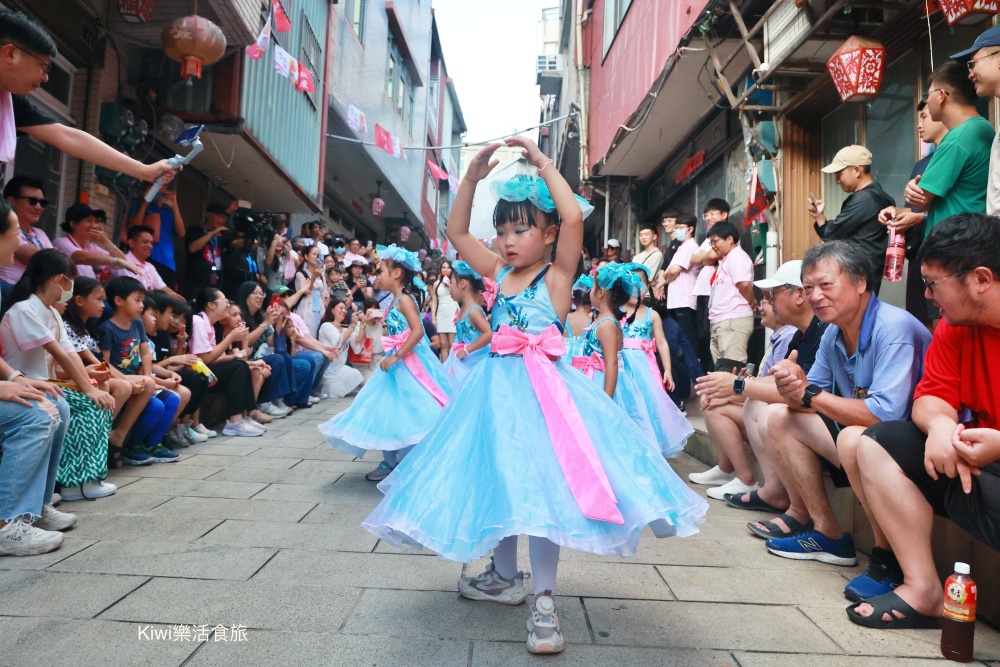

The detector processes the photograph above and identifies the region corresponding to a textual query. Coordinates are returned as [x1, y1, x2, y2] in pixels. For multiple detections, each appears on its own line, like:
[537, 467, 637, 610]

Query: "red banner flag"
[745, 170, 770, 228]
[296, 67, 315, 93]
[426, 159, 448, 180]
[374, 124, 394, 155]
[272, 0, 292, 32]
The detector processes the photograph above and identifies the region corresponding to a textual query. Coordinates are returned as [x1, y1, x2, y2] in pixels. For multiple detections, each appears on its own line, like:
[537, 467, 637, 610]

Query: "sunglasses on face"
[13, 196, 49, 208]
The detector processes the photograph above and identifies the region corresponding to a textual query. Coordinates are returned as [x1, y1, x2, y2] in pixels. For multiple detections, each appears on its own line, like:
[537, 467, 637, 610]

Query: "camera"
[229, 208, 276, 247]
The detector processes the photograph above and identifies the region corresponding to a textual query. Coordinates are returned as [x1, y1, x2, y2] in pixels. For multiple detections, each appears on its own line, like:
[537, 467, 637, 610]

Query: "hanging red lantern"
[938, 0, 1000, 25]
[117, 0, 158, 23]
[399, 225, 411, 242]
[162, 15, 226, 80]
[826, 36, 886, 103]
[371, 197, 386, 216]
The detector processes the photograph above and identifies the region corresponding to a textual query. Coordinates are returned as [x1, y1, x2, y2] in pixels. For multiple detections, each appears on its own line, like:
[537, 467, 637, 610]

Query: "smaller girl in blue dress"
[563, 274, 593, 361]
[441, 261, 492, 387]
[318, 245, 451, 482]
[622, 263, 694, 457]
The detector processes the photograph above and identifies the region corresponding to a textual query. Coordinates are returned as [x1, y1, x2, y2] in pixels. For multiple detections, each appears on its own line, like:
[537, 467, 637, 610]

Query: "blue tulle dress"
[562, 314, 588, 362]
[574, 318, 660, 455]
[362, 265, 708, 562]
[441, 305, 489, 388]
[319, 294, 452, 457]
[622, 307, 695, 457]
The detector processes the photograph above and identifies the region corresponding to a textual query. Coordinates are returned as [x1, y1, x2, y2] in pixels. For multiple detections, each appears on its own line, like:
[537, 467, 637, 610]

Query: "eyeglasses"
[3, 44, 52, 74]
[764, 285, 792, 302]
[922, 271, 968, 294]
[927, 87, 950, 99]
[12, 195, 49, 208]
[967, 50, 1000, 71]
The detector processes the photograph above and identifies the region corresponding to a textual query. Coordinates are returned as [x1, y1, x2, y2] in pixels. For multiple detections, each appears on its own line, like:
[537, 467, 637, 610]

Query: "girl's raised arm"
[446, 143, 505, 280]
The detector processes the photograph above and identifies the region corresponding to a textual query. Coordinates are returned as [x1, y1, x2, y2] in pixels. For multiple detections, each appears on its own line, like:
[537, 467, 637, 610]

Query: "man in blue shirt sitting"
[761, 241, 932, 572]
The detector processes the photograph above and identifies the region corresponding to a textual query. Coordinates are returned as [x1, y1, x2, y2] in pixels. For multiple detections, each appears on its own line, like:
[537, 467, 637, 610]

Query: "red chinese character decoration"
[826, 36, 886, 103]
[117, 0, 158, 23]
[399, 226, 411, 242]
[371, 197, 386, 216]
[936, 0, 1000, 25]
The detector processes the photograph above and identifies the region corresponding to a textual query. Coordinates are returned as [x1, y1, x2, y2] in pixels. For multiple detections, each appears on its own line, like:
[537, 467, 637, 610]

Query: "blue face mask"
[334, 246, 345, 255]
[674, 228, 687, 241]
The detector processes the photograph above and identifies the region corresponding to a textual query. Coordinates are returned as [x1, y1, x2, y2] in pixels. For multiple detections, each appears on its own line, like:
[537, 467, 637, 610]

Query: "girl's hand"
[128, 376, 147, 396]
[379, 353, 400, 372]
[159, 376, 180, 390]
[170, 354, 200, 367]
[13, 376, 63, 398]
[85, 387, 116, 411]
[86, 363, 111, 384]
[464, 143, 502, 182]
[456, 348, 468, 361]
[228, 325, 250, 343]
[663, 372, 675, 393]
[504, 136, 545, 169]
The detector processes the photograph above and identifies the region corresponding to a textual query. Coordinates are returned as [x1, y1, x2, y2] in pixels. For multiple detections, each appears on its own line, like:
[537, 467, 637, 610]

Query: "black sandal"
[846, 591, 943, 629]
[747, 514, 813, 539]
[107, 444, 124, 470]
[725, 490, 786, 513]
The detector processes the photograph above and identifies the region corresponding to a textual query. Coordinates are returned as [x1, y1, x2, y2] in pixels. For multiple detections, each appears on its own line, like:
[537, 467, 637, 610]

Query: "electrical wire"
[925, 0, 935, 69]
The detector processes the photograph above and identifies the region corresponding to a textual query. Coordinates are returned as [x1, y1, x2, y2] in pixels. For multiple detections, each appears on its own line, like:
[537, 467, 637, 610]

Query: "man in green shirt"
[881, 62, 992, 237]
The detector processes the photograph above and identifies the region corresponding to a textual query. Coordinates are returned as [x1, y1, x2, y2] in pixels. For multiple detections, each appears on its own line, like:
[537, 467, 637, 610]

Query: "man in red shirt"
[848, 212, 1000, 630]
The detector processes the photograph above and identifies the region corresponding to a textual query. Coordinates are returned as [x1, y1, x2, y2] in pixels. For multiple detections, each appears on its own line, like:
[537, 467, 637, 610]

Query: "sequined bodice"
[455, 306, 486, 344]
[622, 307, 653, 340]
[386, 294, 416, 336]
[490, 265, 562, 334]
[580, 317, 620, 358]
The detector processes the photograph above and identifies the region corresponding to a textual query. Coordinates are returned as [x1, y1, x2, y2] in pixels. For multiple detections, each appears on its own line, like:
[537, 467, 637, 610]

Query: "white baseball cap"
[606, 238, 621, 248]
[753, 260, 803, 289]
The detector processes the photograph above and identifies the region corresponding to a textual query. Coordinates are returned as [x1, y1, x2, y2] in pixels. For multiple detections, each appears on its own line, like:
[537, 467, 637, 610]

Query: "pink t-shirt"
[112, 251, 166, 290]
[692, 239, 715, 297]
[708, 245, 754, 324]
[665, 238, 700, 311]
[190, 312, 216, 355]
[53, 235, 109, 281]
[287, 312, 310, 338]
[0, 227, 52, 284]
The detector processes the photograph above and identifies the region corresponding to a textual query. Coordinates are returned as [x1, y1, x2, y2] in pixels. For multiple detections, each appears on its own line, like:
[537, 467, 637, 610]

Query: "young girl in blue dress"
[362, 137, 708, 655]
[621, 263, 694, 457]
[441, 260, 491, 387]
[318, 245, 451, 483]
[562, 273, 593, 360]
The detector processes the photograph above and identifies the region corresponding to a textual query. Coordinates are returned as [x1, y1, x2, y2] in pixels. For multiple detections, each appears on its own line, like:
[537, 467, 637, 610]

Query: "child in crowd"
[0, 250, 117, 504]
[99, 277, 182, 464]
[319, 244, 452, 483]
[161, 298, 212, 441]
[216, 301, 273, 429]
[441, 260, 491, 387]
[563, 273, 594, 360]
[316, 298, 364, 398]
[356, 296, 385, 384]
[362, 139, 707, 655]
[63, 277, 154, 473]
[621, 263, 694, 457]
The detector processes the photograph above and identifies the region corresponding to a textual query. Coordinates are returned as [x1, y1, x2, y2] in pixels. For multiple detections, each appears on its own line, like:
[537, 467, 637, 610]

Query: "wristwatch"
[801, 384, 823, 409]
[733, 377, 746, 395]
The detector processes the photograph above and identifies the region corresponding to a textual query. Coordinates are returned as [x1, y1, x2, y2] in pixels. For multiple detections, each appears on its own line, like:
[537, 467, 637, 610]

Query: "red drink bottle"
[941, 562, 976, 662]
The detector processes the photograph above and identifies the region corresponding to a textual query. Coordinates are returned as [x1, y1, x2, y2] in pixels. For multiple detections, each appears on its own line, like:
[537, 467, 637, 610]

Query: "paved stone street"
[2, 397, 1000, 666]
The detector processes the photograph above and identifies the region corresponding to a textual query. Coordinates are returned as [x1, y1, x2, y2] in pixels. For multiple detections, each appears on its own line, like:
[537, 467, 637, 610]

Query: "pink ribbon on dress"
[571, 353, 605, 379]
[623, 338, 664, 389]
[382, 330, 448, 407]
[491, 324, 624, 525]
[482, 277, 498, 310]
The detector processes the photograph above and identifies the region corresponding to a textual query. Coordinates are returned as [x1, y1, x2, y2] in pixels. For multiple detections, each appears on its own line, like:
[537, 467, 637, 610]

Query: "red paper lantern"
[371, 197, 385, 216]
[938, 0, 1000, 25]
[826, 36, 886, 103]
[117, 0, 158, 23]
[399, 225, 411, 242]
[162, 15, 226, 80]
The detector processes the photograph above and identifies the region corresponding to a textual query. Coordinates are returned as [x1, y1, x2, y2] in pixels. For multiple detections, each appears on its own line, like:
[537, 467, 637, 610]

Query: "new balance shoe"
[765, 530, 857, 566]
[34, 505, 77, 531]
[193, 424, 218, 439]
[526, 593, 565, 654]
[186, 426, 209, 443]
[0, 517, 63, 556]
[222, 419, 264, 438]
[365, 461, 394, 482]
[706, 477, 758, 501]
[123, 449, 154, 466]
[59, 481, 117, 502]
[144, 445, 180, 463]
[844, 546, 902, 601]
[688, 465, 735, 486]
[458, 560, 530, 605]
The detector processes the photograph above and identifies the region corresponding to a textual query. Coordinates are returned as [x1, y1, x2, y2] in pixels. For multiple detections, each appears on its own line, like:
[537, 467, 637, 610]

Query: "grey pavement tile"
[176, 454, 300, 469]
[342, 589, 590, 643]
[733, 653, 953, 667]
[148, 496, 316, 523]
[177, 443, 261, 457]
[107, 464, 224, 480]
[251, 481, 383, 505]
[100, 578, 360, 631]
[186, 631, 469, 667]
[273, 467, 349, 485]
[245, 446, 347, 461]
[47, 540, 276, 581]
[59, 492, 174, 515]
[118, 478, 270, 499]
[198, 466, 295, 484]
[584, 598, 842, 652]
[800, 606, 1000, 660]
[658, 565, 850, 606]
[555, 561, 674, 600]
[472, 642, 739, 667]
[197, 516, 377, 553]
[0, 570, 147, 618]
[284, 458, 377, 475]
[0, 536, 97, 571]
[0, 617, 200, 666]
[102, 473, 142, 487]
[252, 549, 461, 591]
[67, 513, 222, 543]
[559, 535, 736, 568]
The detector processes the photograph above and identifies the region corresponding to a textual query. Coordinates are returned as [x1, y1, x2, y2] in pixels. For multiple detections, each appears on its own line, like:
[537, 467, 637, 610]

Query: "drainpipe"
[603, 175, 610, 246]
[576, 0, 591, 182]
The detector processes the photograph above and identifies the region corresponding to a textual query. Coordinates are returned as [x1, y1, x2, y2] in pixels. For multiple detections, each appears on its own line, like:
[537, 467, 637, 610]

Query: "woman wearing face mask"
[652, 214, 701, 355]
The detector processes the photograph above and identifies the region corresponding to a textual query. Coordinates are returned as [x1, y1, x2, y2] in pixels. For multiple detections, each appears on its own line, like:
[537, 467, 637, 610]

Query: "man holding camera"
[185, 203, 231, 298]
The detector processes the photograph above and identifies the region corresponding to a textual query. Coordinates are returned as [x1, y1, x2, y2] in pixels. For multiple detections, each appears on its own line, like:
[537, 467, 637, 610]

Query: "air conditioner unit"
[536, 54, 563, 73]
[763, 0, 811, 70]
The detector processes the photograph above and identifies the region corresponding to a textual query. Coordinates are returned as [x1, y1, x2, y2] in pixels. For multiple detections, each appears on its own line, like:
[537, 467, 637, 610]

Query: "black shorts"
[863, 420, 1000, 551]
[819, 413, 852, 488]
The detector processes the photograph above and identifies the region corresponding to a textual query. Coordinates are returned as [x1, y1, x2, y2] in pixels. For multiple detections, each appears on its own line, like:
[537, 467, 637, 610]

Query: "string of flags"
[245, 0, 314, 94]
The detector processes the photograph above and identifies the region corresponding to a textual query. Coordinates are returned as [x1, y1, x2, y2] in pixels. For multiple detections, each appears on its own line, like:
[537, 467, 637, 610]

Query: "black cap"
[917, 95, 928, 111]
[206, 203, 228, 215]
[65, 203, 105, 223]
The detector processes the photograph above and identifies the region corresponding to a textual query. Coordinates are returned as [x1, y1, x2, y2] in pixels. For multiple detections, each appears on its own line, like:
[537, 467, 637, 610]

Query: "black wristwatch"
[733, 377, 746, 395]
[801, 384, 823, 409]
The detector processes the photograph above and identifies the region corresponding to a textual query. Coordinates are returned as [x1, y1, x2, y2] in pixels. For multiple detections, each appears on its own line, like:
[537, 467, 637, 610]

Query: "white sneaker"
[458, 560, 530, 605]
[259, 402, 290, 418]
[688, 465, 736, 486]
[706, 477, 758, 500]
[274, 399, 292, 412]
[222, 419, 264, 438]
[51, 492, 61, 506]
[60, 481, 117, 502]
[248, 417, 268, 432]
[34, 505, 77, 531]
[308, 395, 320, 405]
[193, 424, 218, 439]
[187, 426, 209, 443]
[0, 517, 64, 556]
[526, 593, 565, 654]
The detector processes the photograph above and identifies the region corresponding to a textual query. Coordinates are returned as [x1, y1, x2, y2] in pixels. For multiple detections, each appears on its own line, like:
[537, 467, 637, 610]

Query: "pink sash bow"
[491, 324, 624, 525]
[623, 338, 664, 389]
[382, 330, 448, 407]
[571, 353, 605, 379]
